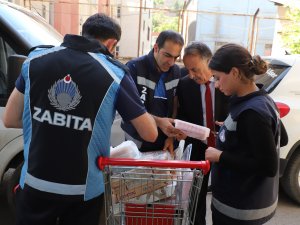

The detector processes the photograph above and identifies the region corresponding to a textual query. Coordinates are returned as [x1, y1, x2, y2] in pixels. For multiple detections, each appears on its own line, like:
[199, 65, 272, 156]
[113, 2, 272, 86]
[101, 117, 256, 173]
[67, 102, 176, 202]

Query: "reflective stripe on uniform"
[212, 196, 278, 221]
[137, 76, 156, 90]
[137, 77, 179, 91]
[224, 114, 237, 131]
[25, 173, 86, 195]
[88, 53, 121, 84]
[165, 79, 179, 91]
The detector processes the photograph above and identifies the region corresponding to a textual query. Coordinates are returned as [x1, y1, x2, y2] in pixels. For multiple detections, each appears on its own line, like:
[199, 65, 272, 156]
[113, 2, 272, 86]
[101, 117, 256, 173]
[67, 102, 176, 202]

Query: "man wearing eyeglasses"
[177, 41, 229, 225]
[121, 30, 184, 154]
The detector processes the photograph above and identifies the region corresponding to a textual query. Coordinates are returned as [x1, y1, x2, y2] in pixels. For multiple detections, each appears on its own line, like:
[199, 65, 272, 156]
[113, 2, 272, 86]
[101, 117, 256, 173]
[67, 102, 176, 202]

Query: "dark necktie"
[205, 82, 215, 147]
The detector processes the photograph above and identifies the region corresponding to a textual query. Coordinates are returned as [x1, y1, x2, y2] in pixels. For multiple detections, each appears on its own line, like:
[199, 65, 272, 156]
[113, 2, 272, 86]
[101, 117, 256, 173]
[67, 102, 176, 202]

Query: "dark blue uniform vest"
[121, 50, 181, 151]
[19, 35, 129, 201]
[212, 90, 280, 224]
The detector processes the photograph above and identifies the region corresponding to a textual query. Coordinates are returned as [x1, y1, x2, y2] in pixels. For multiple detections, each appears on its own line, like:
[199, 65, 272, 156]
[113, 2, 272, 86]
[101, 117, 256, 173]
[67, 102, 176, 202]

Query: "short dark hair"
[156, 30, 184, 49]
[184, 41, 212, 60]
[82, 13, 121, 41]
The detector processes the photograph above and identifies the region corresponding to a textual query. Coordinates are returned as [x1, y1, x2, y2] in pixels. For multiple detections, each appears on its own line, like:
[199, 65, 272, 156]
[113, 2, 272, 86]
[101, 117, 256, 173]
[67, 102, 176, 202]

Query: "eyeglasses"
[158, 49, 180, 61]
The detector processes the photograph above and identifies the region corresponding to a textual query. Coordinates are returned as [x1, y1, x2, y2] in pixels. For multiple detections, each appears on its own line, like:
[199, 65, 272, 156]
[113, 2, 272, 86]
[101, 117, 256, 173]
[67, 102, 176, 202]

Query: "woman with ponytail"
[205, 43, 288, 225]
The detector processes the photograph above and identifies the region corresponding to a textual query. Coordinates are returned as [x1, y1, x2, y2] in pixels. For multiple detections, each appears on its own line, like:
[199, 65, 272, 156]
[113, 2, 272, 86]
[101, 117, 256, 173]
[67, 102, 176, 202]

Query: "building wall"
[76, 0, 112, 36]
[112, 0, 153, 58]
[139, 0, 153, 56]
[195, 0, 277, 55]
[271, 5, 290, 55]
[98, 0, 110, 15]
[77, 0, 98, 35]
[15, 0, 112, 36]
[181, 0, 198, 46]
[11, 0, 153, 58]
[53, 0, 79, 35]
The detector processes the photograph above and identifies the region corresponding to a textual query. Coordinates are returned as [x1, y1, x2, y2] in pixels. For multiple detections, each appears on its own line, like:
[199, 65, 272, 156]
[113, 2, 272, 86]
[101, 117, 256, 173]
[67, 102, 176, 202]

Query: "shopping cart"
[98, 157, 210, 225]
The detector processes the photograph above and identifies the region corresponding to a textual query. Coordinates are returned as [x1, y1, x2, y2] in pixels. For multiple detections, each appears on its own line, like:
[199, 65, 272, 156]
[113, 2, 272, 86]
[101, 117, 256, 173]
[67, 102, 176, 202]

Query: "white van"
[257, 56, 300, 204]
[0, 0, 62, 211]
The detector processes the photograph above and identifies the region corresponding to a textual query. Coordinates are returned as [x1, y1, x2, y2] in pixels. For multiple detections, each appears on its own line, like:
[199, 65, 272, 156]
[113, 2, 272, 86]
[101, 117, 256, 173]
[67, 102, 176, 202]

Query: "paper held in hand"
[174, 119, 210, 140]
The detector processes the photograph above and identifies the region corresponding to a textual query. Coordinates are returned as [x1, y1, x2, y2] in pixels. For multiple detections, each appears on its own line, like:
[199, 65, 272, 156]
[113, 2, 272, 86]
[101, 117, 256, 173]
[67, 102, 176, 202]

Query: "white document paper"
[174, 119, 210, 141]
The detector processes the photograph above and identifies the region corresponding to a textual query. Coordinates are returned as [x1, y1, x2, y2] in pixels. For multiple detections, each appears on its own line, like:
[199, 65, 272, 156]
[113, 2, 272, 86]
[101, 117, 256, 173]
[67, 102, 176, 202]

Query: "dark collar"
[61, 34, 113, 57]
[230, 88, 267, 108]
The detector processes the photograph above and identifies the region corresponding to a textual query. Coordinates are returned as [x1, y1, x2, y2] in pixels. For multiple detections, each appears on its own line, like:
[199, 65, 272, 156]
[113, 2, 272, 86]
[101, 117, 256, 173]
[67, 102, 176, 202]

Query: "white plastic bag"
[182, 144, 192, 161]
[139, 150, 173, 160]
[110, 140, 141, 159]
[174, 140, 185, 160]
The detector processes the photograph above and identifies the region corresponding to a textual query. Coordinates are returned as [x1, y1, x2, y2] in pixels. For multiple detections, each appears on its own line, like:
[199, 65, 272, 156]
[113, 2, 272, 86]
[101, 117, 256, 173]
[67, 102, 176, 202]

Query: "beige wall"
[78, 0, 98, 35]
[112, 0, 153, 58]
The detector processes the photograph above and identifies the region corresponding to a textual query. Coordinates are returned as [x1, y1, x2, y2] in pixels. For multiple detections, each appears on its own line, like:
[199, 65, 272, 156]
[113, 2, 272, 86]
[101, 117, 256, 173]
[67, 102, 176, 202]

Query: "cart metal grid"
[98, 157, 210, 225]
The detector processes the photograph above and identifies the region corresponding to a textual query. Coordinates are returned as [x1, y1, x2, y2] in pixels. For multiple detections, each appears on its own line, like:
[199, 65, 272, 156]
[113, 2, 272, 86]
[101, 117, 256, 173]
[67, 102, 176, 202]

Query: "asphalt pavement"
[206, 189, 300, 225]
[1, 183, 300, 225]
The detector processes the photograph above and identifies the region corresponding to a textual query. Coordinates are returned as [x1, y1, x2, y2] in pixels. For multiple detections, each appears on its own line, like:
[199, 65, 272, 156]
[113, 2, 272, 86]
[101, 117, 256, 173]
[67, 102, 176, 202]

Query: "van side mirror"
[7, 54, 27, 95]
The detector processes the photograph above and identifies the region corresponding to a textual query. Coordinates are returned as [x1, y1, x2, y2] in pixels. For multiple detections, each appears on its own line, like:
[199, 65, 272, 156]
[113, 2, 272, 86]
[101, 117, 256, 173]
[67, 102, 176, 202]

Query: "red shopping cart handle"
[97, 157, 210, 175]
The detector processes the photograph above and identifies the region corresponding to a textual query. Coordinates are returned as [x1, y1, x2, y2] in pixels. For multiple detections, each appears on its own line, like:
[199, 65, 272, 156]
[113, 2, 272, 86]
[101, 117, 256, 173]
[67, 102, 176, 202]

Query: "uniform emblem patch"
[219, 129, 226, 142]
[48, 74, 81, 111]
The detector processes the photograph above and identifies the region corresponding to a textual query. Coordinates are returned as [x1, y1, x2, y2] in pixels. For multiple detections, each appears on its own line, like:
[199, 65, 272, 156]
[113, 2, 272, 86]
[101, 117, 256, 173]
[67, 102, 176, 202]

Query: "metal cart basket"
[98, 157, 210, 225]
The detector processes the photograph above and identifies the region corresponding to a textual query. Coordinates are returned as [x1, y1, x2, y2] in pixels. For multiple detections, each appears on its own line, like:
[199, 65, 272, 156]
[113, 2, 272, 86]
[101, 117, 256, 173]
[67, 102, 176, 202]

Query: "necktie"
[205, 82, 215, 147]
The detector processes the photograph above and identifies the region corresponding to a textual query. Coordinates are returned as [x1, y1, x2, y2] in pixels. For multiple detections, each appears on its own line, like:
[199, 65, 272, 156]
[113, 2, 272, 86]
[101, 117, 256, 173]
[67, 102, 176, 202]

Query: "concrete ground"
[205, 189, 300, 225]
[1, 176, 300, 225]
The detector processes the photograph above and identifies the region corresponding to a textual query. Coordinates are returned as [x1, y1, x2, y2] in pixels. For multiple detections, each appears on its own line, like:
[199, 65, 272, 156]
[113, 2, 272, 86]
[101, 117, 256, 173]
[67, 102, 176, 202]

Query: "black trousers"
[16, 187, 104, 225]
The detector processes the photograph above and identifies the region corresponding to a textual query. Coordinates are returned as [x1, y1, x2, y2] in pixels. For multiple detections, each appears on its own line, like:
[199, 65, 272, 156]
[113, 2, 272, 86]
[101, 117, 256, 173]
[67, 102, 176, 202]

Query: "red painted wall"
[54, 0, 79, 35]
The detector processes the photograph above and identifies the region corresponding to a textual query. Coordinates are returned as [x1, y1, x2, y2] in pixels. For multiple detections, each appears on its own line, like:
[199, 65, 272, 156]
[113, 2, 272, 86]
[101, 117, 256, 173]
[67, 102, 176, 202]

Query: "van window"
[0, 35, 16, 99]
[255, 61, 291, 93]
[0, 4, 62, 48]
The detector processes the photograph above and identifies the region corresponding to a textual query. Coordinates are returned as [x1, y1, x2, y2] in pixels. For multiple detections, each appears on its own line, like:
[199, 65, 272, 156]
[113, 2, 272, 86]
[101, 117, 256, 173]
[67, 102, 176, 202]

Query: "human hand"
[212, 121, 224, 137]
[175, 130, 187, 141]
[205, 147, 222, 163]
[163, 137, 174, 157]
[215, 121, 224, 127]
[155, 117, 179, 137]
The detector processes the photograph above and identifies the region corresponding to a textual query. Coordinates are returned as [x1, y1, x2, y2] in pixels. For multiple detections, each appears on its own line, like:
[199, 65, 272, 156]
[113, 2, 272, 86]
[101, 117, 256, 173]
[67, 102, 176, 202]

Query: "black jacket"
[176, 75, 229, 160]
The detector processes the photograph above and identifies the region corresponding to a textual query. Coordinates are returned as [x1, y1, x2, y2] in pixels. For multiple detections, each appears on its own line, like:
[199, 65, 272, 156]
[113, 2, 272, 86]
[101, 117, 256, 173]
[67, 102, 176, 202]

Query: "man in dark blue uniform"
[121, 30, 184, 154]
[3, 13, 157, 225]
